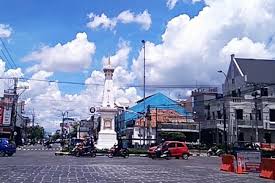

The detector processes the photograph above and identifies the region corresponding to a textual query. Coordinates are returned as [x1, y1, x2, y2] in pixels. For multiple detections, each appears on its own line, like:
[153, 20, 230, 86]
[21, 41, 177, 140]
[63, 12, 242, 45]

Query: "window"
[250, 113, 253, 120]
[270, 109, 275, 122]
[261, 88, 268, 96]
[168, 143, 176, 148]
[217, 111, 222, 119]
[212, 112, 215, 120]
[237, 88, 241, 97]
[232, 90, 237, 97]
[177, 143, 183, 147]
[258, 110, 262, 120]
[232, 78, 235, 84]
[236, 109, 243, 120]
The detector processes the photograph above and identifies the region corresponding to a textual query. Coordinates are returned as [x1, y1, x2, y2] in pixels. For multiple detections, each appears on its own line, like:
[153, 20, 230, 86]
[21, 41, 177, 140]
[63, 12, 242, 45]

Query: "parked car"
[0, 138, 16, 157]
[148, 141, 190, 159]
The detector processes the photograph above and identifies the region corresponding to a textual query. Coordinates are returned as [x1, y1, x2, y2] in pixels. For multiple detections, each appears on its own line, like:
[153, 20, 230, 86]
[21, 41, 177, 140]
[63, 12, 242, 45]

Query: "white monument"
[96, 59, 118, 149]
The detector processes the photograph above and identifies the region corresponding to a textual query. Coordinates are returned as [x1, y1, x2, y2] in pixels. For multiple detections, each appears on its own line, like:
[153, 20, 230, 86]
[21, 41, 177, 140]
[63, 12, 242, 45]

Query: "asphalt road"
[0, 148, 273, 183]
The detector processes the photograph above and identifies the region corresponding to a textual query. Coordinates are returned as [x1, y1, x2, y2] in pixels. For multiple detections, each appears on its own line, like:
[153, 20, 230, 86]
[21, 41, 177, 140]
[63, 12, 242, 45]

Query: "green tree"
[159, 132, 186, 142]
[27, 126, 44, 142]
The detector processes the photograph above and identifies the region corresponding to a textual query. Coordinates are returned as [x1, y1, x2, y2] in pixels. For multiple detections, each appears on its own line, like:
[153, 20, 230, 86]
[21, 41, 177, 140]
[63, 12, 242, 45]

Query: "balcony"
[236, 120, 263, 128]
[202, 119, 264, 129]
[201, 119, 224, 129]
[157, 123, 199, 132]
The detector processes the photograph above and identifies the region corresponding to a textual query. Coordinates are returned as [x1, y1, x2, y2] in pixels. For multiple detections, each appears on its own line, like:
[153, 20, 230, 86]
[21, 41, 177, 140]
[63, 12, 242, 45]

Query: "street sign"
[90, 107, 96, 114]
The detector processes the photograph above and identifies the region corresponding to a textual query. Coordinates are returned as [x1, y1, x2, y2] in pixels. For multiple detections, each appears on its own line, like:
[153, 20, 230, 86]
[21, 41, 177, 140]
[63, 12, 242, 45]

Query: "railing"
[201, 119, 224, 129]
[237, 120, 263, 127]
[202, 119, 264, 129]
[158, 123, 199, 131]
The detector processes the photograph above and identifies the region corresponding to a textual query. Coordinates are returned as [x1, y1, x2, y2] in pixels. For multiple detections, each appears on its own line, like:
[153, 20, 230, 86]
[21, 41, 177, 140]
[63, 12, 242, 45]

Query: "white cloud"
[87, 13, 117, 30]
[0, 24, 12, 38]
[87, 10, 152, 31]
[166, 0, 202, 10]
[220, 37, 273, 59]
[167, 0, 179, 9]
[20, 42, 140, 132]
[117, 10, 151, 30]
[23, 32, 96, 72]
[133, 0, 275, 86]
[4, 68, 24, 78]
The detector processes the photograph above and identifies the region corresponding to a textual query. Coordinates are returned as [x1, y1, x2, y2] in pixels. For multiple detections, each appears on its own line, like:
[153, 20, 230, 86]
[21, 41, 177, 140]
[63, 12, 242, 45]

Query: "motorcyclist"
[113, 143, 120, 155]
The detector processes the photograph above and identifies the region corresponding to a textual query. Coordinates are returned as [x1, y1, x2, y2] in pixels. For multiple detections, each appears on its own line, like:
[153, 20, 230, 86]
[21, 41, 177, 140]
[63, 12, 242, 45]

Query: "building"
[197, 55, 275, 145]
[0, 90, 27, 145]
[117, 93, 199, 147]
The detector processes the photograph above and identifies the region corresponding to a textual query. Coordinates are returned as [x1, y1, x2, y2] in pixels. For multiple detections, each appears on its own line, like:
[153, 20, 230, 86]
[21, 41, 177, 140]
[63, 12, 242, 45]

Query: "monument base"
[96, 130, 117, 149]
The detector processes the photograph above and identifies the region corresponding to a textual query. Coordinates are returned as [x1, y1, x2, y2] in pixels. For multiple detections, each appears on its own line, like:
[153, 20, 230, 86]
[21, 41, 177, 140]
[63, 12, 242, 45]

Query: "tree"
[159, 132, 186, 142]
[27, 126, 44, 142]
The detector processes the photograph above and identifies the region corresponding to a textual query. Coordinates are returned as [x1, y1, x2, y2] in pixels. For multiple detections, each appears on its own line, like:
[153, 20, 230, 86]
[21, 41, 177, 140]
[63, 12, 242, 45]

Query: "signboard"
[237, 151, 261, 172]
[3, 107, 11, 125]
[90, 107, 96, 114]
[0, 106, 4, 125]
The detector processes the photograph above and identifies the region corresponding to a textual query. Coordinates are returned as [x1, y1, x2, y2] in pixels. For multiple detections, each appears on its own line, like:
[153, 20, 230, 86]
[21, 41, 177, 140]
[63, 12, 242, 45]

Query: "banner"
[3, 107, 12, 125]
[237, 151, 261, 172]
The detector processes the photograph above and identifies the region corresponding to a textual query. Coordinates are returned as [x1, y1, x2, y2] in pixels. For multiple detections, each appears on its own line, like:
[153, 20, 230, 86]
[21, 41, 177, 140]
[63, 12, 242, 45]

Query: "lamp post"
[217, 70, 228, 153]
[141, 40, 146, 147]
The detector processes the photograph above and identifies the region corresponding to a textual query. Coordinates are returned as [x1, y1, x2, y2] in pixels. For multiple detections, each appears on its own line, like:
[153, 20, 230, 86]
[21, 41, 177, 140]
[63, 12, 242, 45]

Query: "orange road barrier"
[235, 156, 247, 174]
[220, 154, 235, 172]
[260, 158, 275, 180]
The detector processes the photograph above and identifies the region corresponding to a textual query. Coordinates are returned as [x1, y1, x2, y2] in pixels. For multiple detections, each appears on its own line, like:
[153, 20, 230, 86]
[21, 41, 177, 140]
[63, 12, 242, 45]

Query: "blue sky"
[0, 0, 204, 94]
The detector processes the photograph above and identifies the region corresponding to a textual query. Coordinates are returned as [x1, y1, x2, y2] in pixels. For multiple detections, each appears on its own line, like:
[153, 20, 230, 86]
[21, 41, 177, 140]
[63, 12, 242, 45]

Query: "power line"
[0, 38, 17, 68]
[0, 53, 12, 70]
[0, 49, 14, 69]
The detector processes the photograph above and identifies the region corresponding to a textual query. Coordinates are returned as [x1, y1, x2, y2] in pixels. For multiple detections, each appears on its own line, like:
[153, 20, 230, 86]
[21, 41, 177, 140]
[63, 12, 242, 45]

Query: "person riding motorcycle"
[155, 139, 168, 158]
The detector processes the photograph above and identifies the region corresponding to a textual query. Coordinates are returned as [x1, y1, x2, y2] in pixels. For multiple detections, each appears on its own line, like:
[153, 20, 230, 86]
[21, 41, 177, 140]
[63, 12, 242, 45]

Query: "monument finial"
[108, 57, 111, 66]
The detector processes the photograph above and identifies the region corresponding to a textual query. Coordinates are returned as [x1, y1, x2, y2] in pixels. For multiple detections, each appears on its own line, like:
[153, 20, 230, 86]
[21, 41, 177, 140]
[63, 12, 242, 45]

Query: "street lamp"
[141, 40, 146, 147]
[217, 70, 228, 153]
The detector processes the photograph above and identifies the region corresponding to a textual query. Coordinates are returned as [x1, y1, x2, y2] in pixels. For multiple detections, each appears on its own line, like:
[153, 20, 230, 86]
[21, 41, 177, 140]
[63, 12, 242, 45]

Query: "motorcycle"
[44, 141, 52, 148]
[108, 147, 129, 158]
[72, 143, 96, 158]
[207, 146, 225, 157]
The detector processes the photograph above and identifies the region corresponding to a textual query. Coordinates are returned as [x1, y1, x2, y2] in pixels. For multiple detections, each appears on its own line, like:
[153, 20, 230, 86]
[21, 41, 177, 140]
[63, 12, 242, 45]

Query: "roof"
[235, 58, 275, 84]
[123, 92, 189, 122]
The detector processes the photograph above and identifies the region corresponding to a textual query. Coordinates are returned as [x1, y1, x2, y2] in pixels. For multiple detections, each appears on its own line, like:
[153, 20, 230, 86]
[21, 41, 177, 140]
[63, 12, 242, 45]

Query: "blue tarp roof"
[123, 92, 190, 122]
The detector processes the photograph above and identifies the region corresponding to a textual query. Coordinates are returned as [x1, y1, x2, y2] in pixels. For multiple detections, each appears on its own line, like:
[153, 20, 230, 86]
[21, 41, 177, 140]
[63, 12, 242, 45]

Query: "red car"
[148, 141, 190, 159]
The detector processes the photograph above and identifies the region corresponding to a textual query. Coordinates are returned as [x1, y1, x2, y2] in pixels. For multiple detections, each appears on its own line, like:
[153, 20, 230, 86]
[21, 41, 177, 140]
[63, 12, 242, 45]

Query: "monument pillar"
[96, 59, 117, 149]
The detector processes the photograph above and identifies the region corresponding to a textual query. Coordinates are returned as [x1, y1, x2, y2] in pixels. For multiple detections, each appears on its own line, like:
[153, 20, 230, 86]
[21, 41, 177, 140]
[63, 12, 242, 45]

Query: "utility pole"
[32, 109, 35, 127]
[10, 77, 18, 143]
[252, 84, 259, 142]
[61, 112, 65, 143]
[142, 40, 146, 147]
[155, 108, 158, 144]
[223, 102, 228, 154]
